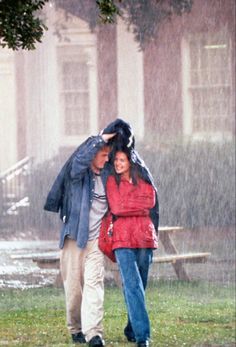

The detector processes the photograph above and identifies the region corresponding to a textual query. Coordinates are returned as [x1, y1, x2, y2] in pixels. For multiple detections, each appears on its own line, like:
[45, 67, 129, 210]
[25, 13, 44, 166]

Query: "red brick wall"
[97, 25, 118, 129]
[144, 0, 235, 136]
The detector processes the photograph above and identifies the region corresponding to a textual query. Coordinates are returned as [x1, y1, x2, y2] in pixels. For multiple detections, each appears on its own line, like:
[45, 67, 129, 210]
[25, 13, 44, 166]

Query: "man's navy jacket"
[44, 135, 111, 249]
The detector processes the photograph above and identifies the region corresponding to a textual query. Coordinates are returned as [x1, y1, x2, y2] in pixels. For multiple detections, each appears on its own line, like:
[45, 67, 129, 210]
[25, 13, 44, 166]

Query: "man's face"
[91, 146, 111, 173]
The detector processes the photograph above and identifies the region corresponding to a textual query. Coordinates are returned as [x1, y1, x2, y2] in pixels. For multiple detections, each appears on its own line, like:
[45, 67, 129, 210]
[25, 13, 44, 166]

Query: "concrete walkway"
[0, 240, 58, 289]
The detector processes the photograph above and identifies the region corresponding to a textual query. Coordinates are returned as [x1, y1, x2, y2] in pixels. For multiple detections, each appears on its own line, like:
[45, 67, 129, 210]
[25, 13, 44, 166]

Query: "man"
[44, 131, 115, 346]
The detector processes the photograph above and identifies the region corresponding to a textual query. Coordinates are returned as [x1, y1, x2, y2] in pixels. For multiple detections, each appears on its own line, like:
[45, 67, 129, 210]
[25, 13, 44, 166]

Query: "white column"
[116, 18, 144, 139]
[0, 48, 17, 171]
[24, 3, 61, 163]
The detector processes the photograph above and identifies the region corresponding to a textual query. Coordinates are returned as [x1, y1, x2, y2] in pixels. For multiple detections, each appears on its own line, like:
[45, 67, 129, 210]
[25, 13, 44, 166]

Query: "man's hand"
[102, 133, 116, 142]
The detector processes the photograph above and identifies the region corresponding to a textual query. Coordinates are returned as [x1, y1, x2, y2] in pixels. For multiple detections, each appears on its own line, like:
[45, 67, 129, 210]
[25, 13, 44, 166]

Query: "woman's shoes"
[126, 335, 136, 342]
[137, 341, 149, 347]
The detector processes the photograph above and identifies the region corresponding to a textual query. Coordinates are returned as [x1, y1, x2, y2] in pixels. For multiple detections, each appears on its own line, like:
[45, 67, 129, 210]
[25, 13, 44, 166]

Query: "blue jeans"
[114, 248, 153, 343]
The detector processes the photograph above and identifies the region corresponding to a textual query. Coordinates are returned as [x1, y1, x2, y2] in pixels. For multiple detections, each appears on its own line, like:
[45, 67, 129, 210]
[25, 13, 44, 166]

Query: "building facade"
[0, 0, 235, 171]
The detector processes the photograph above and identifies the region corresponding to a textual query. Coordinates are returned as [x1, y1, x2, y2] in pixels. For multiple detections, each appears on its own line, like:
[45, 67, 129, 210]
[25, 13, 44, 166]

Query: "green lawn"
[0, 280, 235, 347]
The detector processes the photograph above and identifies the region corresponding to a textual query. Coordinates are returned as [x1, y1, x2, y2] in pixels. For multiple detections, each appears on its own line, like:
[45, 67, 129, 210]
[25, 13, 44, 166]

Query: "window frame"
[181, 31, 233, 142]
[56, 27, 98, 147]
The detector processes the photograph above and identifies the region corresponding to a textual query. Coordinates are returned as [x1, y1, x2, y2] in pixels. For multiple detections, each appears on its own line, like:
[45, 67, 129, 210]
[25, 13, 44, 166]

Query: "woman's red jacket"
[106, 175, 158, 250]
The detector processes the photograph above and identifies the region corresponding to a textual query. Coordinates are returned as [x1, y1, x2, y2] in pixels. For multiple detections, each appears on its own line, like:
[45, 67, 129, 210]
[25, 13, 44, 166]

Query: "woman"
[106, 148, 158, 347]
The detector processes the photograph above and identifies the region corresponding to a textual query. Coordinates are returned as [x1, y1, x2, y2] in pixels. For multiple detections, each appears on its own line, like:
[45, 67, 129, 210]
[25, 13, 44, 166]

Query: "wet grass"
[0, 280, 235, 347]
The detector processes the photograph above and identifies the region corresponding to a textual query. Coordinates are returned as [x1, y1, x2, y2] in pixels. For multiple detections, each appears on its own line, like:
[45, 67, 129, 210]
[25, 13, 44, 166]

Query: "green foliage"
[57, 0, 195, 50]
[31, 141, 235, 232]
[139, 141, 235, 228]
[0, 0, 49, 50]
[170, 0, 193, 15]
[28, 154, 63, 233]
[96, 0, 121, 24]
[119, 0, 193, 49]
[94, 0, 194, 49]
[0, 281, 235, 346]
[0, 0, 194, 50]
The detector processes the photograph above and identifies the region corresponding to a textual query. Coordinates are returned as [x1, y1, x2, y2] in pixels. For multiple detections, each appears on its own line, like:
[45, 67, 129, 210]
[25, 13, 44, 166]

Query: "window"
[182, 31, 233, 140]
[58, 47, 90, 136]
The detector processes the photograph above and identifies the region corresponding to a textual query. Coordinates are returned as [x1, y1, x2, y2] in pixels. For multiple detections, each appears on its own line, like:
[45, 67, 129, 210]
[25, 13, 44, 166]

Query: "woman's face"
[114, 151, 131, 178]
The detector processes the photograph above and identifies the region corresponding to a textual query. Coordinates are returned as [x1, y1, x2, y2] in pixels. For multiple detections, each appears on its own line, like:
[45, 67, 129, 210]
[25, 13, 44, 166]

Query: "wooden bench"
[31, 253, 61, 286]
[31, 252, 211, 287]
[153, 252, 211, 264]
[11, 252, 61, 287]
[30, 226, 211, 285]
[32, 254, 60, 269]
[157, 226, 211, 281]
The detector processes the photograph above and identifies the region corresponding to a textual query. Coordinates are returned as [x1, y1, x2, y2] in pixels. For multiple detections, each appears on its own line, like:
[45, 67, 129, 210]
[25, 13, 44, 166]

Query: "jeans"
[114, 248, 153, 343]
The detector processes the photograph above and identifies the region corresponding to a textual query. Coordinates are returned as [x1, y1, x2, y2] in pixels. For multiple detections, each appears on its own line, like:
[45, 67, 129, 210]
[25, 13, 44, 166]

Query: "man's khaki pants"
[60, 238, 105, 342]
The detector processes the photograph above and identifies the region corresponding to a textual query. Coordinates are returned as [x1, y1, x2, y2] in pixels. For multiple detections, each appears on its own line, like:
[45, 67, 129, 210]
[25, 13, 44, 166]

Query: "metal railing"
[0, 157, 32, 226]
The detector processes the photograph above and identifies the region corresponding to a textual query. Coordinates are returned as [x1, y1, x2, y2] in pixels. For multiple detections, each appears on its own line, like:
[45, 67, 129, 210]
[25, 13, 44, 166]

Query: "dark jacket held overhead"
[44, 135, 111, 249]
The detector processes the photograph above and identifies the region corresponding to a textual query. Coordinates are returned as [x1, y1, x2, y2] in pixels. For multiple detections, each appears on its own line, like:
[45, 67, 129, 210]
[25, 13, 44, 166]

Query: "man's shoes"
[71, 332, 86, 344]
[88, 335, 105, 347]
[137, 341, 149, 347]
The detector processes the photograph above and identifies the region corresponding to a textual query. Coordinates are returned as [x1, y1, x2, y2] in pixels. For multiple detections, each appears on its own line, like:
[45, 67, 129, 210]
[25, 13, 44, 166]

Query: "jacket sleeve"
[150, 191, 159, 232]
[70, 136, 107, 180]
[44, 159, 69, 212]
[44, 135, 106, 213]
[106, 177, 155, 217]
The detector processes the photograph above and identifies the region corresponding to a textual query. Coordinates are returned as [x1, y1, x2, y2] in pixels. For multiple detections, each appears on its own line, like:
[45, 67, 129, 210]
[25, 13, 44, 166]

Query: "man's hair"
[100, 143, 112, 151]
